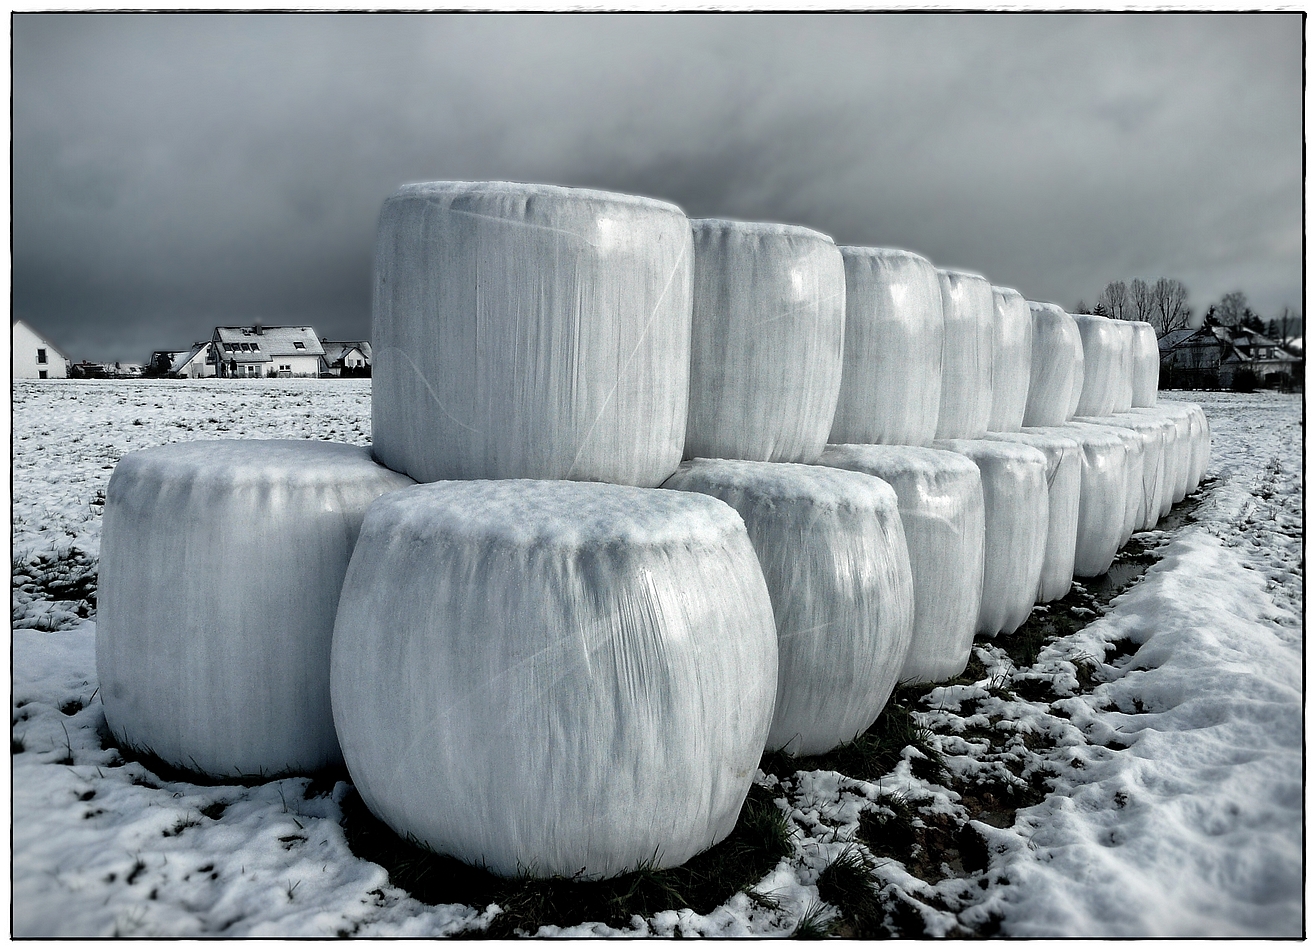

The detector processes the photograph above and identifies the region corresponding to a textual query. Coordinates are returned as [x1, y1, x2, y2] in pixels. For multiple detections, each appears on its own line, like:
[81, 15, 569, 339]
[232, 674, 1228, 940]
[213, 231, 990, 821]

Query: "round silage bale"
[987, 287, 1034, 433]
[372, 180, 693, 488]
[1109, 320, 1136, 413]
[1076, 412, 1169, 530]
[816, 444, 984, 684]
[1129, 322, 1160, 407]
[935, 269, 995, 439]
[663, 459, 914, 756]
[1023, 302, 1084, 427]
[330, 480, 778, 880]
[1025, 424, 1128, 578]
[96, 440, 415, 779]
[1187, 403, 1211, 490]
[828, 247, 944, 446]
[1072, 314, 1127, 418]
[934, 439, 1049, 637]
[980, 430, 1081, 602]
[1129, 405, 1193, 502]
[684, 219, 846, 464]
[1067, 421, 1145, 547]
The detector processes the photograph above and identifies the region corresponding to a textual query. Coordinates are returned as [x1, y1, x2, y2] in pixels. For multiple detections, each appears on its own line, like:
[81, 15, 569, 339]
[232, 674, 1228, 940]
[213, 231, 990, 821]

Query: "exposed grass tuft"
[815, 845, 886, 937]
[790, 901, 839, 938]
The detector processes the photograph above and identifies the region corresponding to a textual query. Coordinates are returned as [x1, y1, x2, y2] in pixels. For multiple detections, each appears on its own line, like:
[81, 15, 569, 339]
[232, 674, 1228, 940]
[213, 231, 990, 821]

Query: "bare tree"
[1271, 305, 1301, 346]
[1217, 291, 1249, 327]
[1130, 278, 1156, 324]
[1097, 280, 1130, 320]
[1151, 278, 1192, 335]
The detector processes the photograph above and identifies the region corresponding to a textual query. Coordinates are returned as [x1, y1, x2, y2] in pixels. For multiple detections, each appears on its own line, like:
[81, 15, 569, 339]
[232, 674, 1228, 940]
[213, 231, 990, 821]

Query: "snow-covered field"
[10, 380, 1304, 936]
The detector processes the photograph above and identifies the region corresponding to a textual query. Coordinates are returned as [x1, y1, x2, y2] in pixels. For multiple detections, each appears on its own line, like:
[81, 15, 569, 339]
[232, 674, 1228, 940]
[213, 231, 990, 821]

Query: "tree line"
[1075, 279, 1301, 345]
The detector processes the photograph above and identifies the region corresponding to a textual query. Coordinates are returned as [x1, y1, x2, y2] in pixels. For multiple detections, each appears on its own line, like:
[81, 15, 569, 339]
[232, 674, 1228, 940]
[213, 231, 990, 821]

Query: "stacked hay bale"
[95, 176, 1214, 885]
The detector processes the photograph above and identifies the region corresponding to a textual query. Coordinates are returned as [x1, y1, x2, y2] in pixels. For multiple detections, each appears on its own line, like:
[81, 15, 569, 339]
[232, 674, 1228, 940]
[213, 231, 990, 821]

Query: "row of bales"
[97, 180, 1209, 882]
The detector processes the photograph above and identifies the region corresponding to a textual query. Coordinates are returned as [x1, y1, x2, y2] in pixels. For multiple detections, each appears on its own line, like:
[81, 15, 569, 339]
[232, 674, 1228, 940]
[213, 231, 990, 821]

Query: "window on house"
[293, 341, 306, 349]
[38, 370, 47, 379]
[36, 348, 47, 364]
[251, 342, 259, 351]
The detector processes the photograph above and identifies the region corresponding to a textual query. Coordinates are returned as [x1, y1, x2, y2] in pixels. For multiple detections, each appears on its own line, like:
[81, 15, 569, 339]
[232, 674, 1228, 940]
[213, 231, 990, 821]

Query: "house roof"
[320, 340, 372, 363]
[213, 326, 325, 360]
[13, 319, 70, 362]
[1157, 328, 1199, 352]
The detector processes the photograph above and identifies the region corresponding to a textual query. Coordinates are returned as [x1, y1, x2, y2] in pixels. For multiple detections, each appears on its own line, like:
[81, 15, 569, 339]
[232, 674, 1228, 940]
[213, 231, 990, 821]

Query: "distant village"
[11, 316, 1301, 392]
[13, 321, 371, 380]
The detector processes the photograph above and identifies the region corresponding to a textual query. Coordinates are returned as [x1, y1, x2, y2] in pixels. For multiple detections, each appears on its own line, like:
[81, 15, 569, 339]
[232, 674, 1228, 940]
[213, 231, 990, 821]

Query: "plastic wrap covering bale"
[1129, 322, 1160, 407]
[829, 247, 944, 446]
[96, 440, 415, 779]
[1129, 406, 1193, 503]
[1080, 412, 1169, 530]
[981, 430, 1080, 602]
[816, 444, 984, 684]
[934, 439, 1049, 636]
[663, 459, 913, 756]
[987, 286, 1034, 433]
[684, 219, 846, 464]
[372, 180, 693, 488]
[1109, 320, 1136, 413]
[934, 269, 995, 439]
[1025, 424, 1128, 578]
[1072, 314, 1128, 417]
[1069, 421, 1146, 545]
[330, 480, 778, 880]
[1023, 302, 1084, 427]
[1189, 403, 1211, 491]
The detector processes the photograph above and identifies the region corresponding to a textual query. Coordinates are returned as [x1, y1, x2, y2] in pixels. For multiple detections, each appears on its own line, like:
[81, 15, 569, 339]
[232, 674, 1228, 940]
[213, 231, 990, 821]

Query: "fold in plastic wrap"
[935, 269, 995, 439]
[987, 287, 1034, 433]
[829, 247, 944, 446]
[372, 181, 694, 487]
[330, 480, 778, 880]
[816, 444, 984, 684]
[1025, 425, 1128, 577]
[1077, 412, 1168, 531]
[97, 440, 415, 778]
[1023, 302, 1084, 427]
[684, 219, 845, 463]
[1109, 320, 1136, 413]
[1129, 322, 1160, 407]
[981, 430, 1080, 602]
[934, 439, 1049, 636]
[663, 459, 914, 756]
[1068, 421, 1145, 546]
[1064, 313, 1087, 420]
[1072, 314, 1129, 418]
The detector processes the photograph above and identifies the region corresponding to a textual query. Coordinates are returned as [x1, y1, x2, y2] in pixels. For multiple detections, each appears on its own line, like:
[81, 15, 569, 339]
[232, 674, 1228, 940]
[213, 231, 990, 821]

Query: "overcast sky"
[14, 12, 1303, 362]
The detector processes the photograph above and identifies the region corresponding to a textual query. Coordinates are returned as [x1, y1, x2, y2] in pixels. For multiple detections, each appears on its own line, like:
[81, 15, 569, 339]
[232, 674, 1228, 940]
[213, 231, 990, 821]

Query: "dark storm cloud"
[14, 12, 1302, 361]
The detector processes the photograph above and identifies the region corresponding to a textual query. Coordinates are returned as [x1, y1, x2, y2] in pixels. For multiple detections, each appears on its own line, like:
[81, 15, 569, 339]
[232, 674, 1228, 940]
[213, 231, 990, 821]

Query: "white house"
[151, 342, 216, 378]
[210, 326, 324, 378]
[319, 340, 372, 376]
[13, 320, 70, 379]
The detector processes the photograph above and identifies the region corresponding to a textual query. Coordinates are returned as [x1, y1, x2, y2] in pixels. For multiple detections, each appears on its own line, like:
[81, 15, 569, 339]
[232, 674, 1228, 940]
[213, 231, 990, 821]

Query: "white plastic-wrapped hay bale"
[1188, 403, 1211, 490]
[934, 439, 1049, 636]
[663, 459, 913, 756]
[1023, 302, 1084, 427]
[1129, 322, 1160, 407]
[1068, 420, 1146, 546]
[684, 219, 845, 464]
[96, 440, 415, 779]
[1026, 424, 1128, 577]
[987, 286, 1034, 433]
[981, 430, 1081, 602]
[935, 269, 995, 439]
[330, 480, 778, 880]
[1080, 412, 1169, 530]
[372, 180, 693, 488]
[828, 247, 944, 446]
[1127, 407, 1186, 513]
[1109, 320, 1136, 413]
[1072, 313, 1128, 418]
[1129, 405, 1194, 503]
[816, 444, 984, 684]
